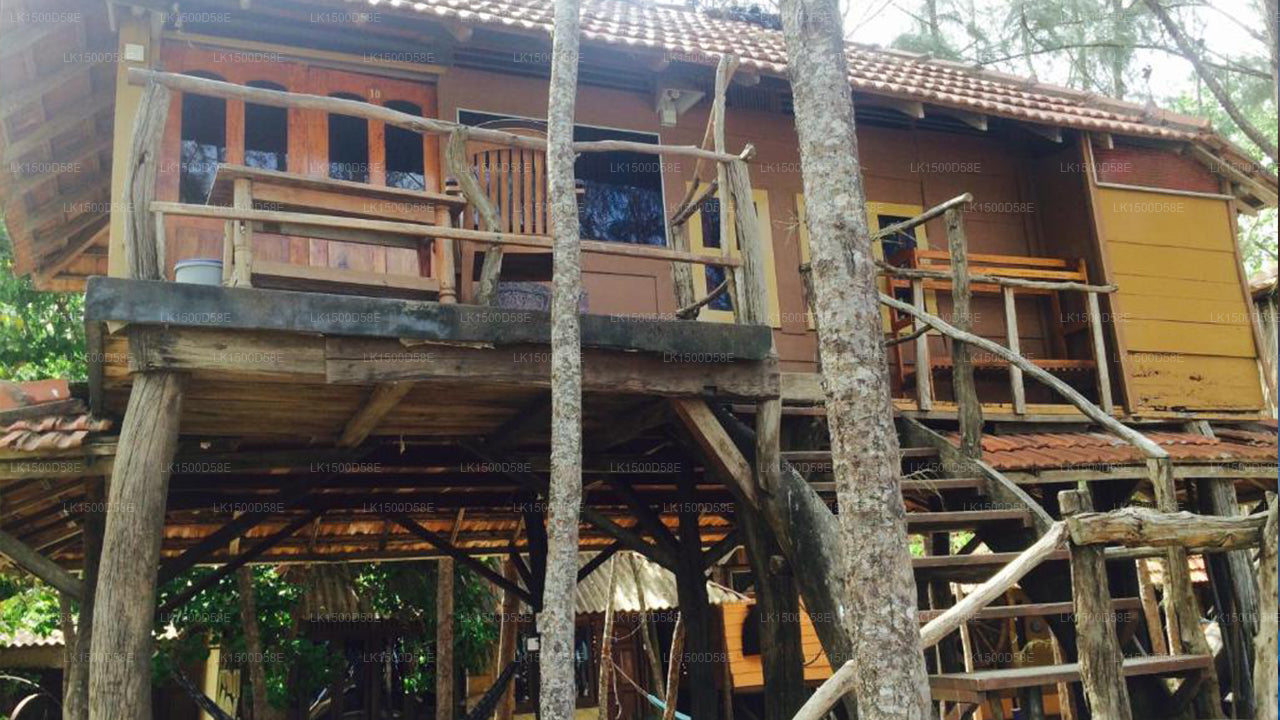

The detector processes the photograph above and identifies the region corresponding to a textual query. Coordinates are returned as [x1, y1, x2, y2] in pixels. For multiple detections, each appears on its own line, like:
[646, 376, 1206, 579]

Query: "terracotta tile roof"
[335, 0, 1222, 142]
[0, 380, 110, 452]
[947, 429, 1278, 471]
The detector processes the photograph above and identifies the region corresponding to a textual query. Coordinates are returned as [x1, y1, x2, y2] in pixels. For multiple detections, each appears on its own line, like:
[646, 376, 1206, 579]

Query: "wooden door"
[301, 66, 440, 277]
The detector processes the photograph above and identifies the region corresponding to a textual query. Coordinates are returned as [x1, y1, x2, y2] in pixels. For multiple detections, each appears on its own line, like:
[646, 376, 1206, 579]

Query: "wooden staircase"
[890, 442, 1215, 719]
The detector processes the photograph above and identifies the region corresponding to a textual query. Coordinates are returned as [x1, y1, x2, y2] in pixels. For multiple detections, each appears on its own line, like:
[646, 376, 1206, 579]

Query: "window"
[244, 81, 288, 172]
[876, 214, 920, 262]
[689, 187, 781, 326]
[179, 72, 226, 203]
[328, 93, 369, 183]
[384, 100, 425, 190]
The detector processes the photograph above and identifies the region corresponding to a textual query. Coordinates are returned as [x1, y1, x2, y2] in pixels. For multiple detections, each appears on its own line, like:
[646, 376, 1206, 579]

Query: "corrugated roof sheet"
[573, 551, 747, 614]
[947, 428, 1278, 471]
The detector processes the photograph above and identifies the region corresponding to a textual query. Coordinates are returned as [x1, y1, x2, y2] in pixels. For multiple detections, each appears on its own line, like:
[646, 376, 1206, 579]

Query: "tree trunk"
[738, 507, 806, 720]
[539, 0, 585, 718]
[661, 615, 685, 720]
[237, 567, 283, 720]
[88, 371, 185, 720]
[436, 558, 455, 720]
[777, 0, 932, 715]
[1254, 495, 1278, 720]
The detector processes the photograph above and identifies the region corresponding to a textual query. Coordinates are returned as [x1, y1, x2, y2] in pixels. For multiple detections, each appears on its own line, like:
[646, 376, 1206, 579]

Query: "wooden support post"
[1086, 292, 1115, 414]
[724, 159, 768, 327]
[661, 614, 685, 720]
[1134, 558, 1169, 655]
[65, 481, 103, 720]
[124, 81, 170, 281]
[597, 556, 618, 720]
[89, 371, 185, 720]
[494, 559, 520, 720]
[737, 505, 806, 720]
[945, 207, 982, 460]
[436, 557, 455, 720]
[913, 277, 933, 411]
[435, 180, 462, 304]
[1199, 476, 1260, 641]
[231, 178, 254, 287]
[445, 129, 504, 305]
[1254, 495, 1278, 720]
[631, 553, 665, 699]
[1002, 287, 1027, 415]
[674, 469, 719, 720]
[540, 1, 585, 719]
[237, 567, 281, 720]
[1146, 457, 1226, 718]
[712, 55, 741, 321]
[1059, 490, 1132, 720]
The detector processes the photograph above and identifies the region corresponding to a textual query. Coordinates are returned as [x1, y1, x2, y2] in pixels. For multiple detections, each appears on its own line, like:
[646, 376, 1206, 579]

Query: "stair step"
[900, 447, 939, 459]
[901, 477, 984, 492]
[930, 654, 1212, 702]
[913, 550, 1070, 581]
[907, 509, 1032, 532]
[917, 597, 1143, 622]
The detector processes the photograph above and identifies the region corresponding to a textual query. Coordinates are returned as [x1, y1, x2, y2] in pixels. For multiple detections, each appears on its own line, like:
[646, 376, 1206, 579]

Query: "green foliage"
[0, 219, 86, 381]
[0, 575, 62, 641]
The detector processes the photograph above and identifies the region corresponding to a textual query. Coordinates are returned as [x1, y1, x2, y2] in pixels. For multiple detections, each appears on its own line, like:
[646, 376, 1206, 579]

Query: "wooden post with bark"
[777, 0, 933, 715]
[88, 371, 186, 720]
[539, 0, 586, 718]
[237, 567, 282, 720]
[945, 206, 982, 462]
[597, 556, 618, 720]
[437, 558, 455, 720]
[444, 129, 505, 305]
[494, 559, 520, 720]
[1254, 495, 1278, 720]
[64, 481, 103, 720]
[124, 81, 170, 281]
[674, 469, 719, 720]
[1060, 490, 1132, 720]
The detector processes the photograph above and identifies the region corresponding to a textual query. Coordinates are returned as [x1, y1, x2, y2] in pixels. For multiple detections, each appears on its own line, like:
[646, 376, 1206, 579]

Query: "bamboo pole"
[661, 614, 685, 720]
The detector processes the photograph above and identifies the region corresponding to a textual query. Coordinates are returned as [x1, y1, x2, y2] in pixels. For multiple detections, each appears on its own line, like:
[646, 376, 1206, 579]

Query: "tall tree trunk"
[540, 0, 585, 718]
[777, 0, 932, 716]
[236, 567, 282, 720]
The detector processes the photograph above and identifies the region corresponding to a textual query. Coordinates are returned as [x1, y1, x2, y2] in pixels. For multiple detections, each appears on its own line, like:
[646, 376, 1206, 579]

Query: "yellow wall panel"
[1098, 188, 1235, 251]
[1096, 187, 1262, 412]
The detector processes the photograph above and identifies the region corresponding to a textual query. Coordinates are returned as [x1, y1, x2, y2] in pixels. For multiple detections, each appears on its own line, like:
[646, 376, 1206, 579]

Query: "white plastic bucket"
[173, 259, 223, 286]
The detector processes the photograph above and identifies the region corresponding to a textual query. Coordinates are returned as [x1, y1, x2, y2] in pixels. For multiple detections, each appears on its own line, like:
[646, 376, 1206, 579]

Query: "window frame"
[688, 186, 782, 327]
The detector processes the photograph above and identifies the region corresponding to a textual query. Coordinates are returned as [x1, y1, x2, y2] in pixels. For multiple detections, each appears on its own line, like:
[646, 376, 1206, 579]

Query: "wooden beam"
[387, 513, 535, 605]
[1067, 507, 1266, 550]
[1025, 124, 1064, 143]
[0, 527, 84, 599]
[701, 529, 740, 570]
[577, 541, 622, 582]
[33, 218, 109, 283]
[337, 382, 415, 447]
[670, 398, 757, 509]
[928, 107, 987, 131]
[605, 478, 680, 554]
[156, 510, 323, 617]
[1086, 292, 1115, 415]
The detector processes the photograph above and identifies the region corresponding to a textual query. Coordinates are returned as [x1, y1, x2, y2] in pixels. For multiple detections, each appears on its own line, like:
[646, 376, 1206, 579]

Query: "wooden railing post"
[945, 207, 982, 460]
[912, 278, 933, 411]
[711, 56, 741, 322]
[1001, 287, 1027, 415]
[1087, 291, 1115, 414]
[435, 178, 462, 304]
[1059, 489, 1132, 720]
[230, 178, 254, 287]
[123, 81, 170, 281]
[444, 129, 504, 305]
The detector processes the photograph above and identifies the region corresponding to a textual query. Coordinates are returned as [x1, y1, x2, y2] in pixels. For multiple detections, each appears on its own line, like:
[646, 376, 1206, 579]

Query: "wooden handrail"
[126, 69, 750, 163]
[876, 259, 1118, 293]
[150, 201, 743, 268]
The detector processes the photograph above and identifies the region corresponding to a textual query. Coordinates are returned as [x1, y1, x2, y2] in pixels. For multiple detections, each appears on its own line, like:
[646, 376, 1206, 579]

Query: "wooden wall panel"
[1097, 187, 1264, 411]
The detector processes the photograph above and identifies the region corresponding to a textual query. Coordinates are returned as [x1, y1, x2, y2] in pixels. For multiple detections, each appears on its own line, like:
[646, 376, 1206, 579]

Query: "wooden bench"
[883, 249, 1112, 414]
[930, 654, 1213, 704]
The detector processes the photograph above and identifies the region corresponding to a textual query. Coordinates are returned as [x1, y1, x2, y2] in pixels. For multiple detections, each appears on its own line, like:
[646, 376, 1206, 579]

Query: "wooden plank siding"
[720, 601, 833, 691]
[1096, 187, 1264, 411]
